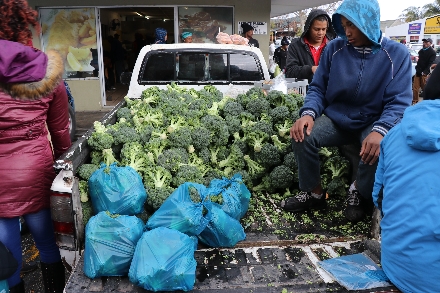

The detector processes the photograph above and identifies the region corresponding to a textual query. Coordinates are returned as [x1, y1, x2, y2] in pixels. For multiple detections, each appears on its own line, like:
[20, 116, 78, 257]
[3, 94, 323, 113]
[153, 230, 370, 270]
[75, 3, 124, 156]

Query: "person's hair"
[313, 15, 328, 26]
[0, 0, 40, 44]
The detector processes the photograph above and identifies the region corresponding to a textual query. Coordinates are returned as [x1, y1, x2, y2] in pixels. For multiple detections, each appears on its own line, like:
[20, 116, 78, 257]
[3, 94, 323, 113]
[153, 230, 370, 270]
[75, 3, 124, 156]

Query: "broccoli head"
[243, 155, 266, 180]
[77, 164, 99, 181]
[88, 121, 114, 151]
[253, 143, 281, 168]
[157, 147, 189, 173]
[269, 165, 294, 190]
[143, 165, 173, 190]
[146, 186, 175, 210]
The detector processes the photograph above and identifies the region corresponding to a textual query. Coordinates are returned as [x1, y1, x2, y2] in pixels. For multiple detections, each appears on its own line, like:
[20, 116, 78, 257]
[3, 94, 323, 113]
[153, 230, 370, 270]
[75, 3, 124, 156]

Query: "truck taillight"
[53, 221, 75, 234]
[50, 191, 74, 235]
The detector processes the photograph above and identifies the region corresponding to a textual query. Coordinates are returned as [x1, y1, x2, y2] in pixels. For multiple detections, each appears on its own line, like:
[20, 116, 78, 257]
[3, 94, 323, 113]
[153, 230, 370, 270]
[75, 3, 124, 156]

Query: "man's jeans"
[292, 115, 378, 200]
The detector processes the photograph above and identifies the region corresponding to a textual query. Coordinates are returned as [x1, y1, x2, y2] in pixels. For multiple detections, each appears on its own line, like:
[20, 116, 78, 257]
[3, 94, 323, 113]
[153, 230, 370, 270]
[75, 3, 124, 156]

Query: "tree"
[399, 6, 424, 22]
[423, 0, 440, 17]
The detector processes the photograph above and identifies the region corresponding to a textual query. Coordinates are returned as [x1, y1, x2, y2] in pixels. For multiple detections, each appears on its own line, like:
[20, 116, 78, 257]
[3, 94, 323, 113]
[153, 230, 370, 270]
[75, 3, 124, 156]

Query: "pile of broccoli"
[78, 84, 351, 215]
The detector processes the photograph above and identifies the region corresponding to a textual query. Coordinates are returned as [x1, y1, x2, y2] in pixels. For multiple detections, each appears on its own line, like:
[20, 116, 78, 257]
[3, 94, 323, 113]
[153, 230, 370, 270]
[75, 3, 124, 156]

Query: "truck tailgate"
[64, 237, 391, 293]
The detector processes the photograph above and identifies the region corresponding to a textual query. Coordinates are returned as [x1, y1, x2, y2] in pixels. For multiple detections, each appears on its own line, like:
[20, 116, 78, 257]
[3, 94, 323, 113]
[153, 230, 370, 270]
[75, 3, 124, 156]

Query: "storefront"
[27, 0, 271, 110]
[385, 15, 440, 46]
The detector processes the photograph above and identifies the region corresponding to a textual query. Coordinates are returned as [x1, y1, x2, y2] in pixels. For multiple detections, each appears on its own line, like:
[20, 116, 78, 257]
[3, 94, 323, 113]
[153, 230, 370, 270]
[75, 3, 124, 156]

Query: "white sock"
[311, 191, 323, 199]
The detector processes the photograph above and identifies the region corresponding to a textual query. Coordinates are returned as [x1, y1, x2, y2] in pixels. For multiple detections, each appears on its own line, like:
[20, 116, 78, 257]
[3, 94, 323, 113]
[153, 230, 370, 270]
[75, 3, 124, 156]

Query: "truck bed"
[65, 236, 395, 293]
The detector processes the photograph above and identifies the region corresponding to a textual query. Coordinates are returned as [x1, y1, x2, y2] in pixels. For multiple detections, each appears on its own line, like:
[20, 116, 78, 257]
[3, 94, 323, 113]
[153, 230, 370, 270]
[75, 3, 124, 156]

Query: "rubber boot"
[8, 280, 25, 293]
[40, 261, 65, 293]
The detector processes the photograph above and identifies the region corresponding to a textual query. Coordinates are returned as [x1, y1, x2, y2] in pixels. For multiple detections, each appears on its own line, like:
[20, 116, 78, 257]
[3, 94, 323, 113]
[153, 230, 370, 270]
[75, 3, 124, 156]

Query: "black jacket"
[274, 46, 288, 70]
[248, 38, 259, 48]
[415, 47, 436, 76]
[285, 9, 335, 83]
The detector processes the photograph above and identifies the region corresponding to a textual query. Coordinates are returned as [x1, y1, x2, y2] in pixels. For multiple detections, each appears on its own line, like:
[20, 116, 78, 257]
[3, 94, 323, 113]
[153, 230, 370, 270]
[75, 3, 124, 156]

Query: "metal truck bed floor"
[64, 238, 400, 293]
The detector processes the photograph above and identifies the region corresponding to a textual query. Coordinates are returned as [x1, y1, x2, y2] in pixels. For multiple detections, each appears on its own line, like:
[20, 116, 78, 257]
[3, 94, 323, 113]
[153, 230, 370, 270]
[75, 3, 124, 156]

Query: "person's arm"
[46, 82, 72, 158]
[374, 48, 412, 137]
[284, 41, 313, 80]
[372, 138, 386, 213]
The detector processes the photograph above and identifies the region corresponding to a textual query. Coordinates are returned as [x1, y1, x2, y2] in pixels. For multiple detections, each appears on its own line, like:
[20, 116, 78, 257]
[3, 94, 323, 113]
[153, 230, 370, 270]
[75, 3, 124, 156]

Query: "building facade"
[28, 0, 271, 111]
[385, 15, 440, 46]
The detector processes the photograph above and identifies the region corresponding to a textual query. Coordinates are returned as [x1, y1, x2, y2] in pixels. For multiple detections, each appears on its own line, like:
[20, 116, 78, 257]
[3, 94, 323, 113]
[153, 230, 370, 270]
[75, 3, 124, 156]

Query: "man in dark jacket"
[241, 22, 259, 48]
[413, 38, 436, 104]
[274, 36, 289, 72]
[285, 9, 335, 83]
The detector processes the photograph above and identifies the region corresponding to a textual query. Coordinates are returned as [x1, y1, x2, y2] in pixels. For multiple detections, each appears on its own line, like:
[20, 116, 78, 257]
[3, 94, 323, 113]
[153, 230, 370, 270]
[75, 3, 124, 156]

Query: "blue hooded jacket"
[300, 0, 412, 136]
[373, 100, 440, 293]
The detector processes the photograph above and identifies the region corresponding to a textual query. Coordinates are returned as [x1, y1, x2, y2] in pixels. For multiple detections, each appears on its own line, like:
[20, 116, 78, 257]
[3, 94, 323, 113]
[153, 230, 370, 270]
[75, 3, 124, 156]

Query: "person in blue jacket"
[280, 0, 413, 222]
[372, 65, 440, 293]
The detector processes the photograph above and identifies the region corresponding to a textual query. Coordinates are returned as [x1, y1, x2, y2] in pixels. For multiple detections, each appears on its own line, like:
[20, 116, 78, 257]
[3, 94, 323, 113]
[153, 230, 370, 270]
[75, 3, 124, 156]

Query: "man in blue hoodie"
[280, 0, 412, 222]
[372, 66, 440, 293]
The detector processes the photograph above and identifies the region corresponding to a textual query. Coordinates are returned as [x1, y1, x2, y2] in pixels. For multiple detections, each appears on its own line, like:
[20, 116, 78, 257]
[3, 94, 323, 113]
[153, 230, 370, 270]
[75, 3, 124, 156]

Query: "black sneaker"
[344, 188, 365, 222]
[280, 191, 327, 212]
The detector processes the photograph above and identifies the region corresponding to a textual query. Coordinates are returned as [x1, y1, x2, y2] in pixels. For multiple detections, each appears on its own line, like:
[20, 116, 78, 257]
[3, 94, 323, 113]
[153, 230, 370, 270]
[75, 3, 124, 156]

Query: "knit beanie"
[281, 36, 289, 46]
[241, 23, 254, 34]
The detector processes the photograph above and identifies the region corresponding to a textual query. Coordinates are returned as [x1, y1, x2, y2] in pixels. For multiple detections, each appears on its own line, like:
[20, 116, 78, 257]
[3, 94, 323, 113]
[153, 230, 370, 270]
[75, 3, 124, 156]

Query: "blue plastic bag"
[206, 173, 251, 219]
[0, 280, 8, 293]
[146, 182, 211, 236]
[317, 253, 391, 290]
[198, 203, 246, 248]
[83, 211, 144, 278]
[89, 163, 147, 215]
[129, 227, 197, 292]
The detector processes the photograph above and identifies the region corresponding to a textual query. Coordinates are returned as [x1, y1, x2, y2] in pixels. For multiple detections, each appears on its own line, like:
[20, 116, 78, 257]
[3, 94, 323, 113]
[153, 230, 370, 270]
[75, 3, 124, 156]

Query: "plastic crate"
[254, 78, 308, 97]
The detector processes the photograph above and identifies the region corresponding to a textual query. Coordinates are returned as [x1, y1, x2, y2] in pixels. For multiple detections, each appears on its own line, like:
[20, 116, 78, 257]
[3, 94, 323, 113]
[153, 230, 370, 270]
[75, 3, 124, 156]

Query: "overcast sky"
[377, 0, 434, 21]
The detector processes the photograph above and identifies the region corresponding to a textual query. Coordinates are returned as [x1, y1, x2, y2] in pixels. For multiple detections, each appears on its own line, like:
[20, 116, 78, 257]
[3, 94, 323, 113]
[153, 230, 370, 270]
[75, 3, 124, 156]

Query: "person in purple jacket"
[280, 0, 412, 222]
[0, 1, 71, 292]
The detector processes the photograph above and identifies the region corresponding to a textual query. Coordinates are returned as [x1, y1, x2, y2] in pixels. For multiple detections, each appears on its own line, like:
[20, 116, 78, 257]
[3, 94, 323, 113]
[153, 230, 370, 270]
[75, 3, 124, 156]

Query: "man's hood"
[400, 100, 440, 152]
[0, 40, 63, 100]
[332, 0, 382, 53]
[301, 9, 336, 40]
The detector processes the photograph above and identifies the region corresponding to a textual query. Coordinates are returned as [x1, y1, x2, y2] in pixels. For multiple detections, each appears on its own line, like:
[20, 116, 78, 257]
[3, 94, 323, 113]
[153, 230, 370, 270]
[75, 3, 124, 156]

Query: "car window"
[140, 50, 263, 83]
[142, 52, 175, 81]
[230, 53, 263, 81]
[208, 53, 228, 81]
[177, 53, 206, 81]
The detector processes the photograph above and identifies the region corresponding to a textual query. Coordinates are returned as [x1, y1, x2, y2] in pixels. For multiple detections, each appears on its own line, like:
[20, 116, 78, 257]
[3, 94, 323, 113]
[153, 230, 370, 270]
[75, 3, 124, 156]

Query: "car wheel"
[68, 104, 76, 142]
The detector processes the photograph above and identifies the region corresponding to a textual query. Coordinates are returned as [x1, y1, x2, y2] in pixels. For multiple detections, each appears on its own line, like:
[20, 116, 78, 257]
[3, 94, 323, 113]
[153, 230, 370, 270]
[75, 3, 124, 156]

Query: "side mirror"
[120, 72, 132, 85]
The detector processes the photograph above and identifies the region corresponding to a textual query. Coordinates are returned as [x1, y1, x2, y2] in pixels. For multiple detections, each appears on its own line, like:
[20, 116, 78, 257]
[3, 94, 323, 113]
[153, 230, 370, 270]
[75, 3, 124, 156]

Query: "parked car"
[408, 48, 419, 63]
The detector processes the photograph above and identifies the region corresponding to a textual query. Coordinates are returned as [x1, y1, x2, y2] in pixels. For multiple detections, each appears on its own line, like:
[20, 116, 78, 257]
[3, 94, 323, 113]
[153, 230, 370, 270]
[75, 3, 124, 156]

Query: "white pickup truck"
[48, 43, 389, 293]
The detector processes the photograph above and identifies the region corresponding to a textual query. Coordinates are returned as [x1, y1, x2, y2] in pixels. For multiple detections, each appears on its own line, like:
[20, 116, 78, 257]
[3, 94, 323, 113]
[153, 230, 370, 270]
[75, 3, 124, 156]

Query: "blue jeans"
[292, 115, 378, 200]
[0, 209, 61, 287]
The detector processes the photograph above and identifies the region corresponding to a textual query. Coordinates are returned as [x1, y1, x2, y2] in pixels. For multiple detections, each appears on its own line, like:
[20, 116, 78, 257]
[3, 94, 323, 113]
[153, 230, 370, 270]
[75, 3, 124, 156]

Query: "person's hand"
[311, 66, 318, 73]
[290, 115, 314, 142]
[359, 132, 383, 165]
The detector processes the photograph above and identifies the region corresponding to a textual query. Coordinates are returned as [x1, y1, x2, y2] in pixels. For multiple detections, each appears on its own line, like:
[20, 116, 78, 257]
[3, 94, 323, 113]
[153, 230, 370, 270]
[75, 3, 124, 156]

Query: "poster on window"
[238, 22, 267, 35]
[39, 8, 97, 78]
[178, 7, 233, 43]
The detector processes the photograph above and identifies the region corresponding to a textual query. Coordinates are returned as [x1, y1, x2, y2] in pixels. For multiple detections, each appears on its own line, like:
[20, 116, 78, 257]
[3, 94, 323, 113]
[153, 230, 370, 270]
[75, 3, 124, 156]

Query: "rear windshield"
[140, 50, 263, 84]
